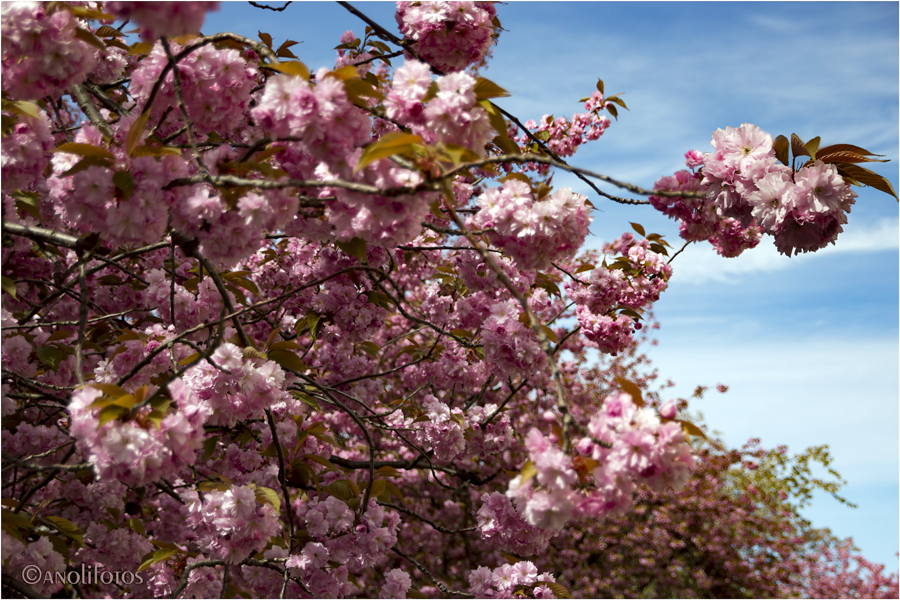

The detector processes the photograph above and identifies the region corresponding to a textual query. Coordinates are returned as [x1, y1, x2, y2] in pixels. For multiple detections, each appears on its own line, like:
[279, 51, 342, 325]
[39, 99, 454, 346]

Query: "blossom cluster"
[129, 39, 259, 140]
[498, 392, 694, 535]
[67, 379, 209, 487]
[105, 1, 220, 41]
[472, 180, 592, 271]
[565, 233, 671, 355]
[181, 342, 290, 428]
[385, 61, 495, 155]
[48, 123, 192, 247]
[518, 96, 612, 160]
[467, 561, 558, 598]
[652, 124, 858, 256]
[1, 108, 55, 193]
[183, 484, 281, 564]
[0, 2, 97, 100]
[395, 1, 499, 73]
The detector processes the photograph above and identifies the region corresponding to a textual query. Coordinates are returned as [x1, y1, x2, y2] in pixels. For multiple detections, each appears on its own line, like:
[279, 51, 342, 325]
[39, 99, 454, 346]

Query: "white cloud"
[669, 218, 899, 285]
[650, 336, 899, 485]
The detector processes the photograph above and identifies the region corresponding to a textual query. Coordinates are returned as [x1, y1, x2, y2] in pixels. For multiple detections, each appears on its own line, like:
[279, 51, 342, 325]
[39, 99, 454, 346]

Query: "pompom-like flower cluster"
[467, 561, 558, 598]
[481, 299, 546, 378]
[47, 123, 192, 247]
[1, 108, 54, 193]
[129, 39, 257, 139]
[473, 180, 592, 271]
[565, 233, 670, 355]
[497, 393, 694, 536]
[395, 1, 499, 73]
[104, 1, 220, 41]
[182, 484, 281, 564]
[653, 124, 857, 256]
[385, 61, 495, 155]
[1, 2, 98, 100]
[181, 342, 290, 428]
[67, 379, 210, 487]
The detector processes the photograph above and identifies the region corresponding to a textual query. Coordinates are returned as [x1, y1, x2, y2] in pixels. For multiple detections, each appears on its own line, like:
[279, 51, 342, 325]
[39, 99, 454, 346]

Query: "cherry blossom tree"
[1, 1, 896, 598]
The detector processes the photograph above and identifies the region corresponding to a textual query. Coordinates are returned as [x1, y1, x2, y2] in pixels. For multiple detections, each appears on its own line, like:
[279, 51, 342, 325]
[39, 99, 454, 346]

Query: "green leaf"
[126, 112, 151, 157]
[43, 516, 84, 543]
[606, 103, 618, 120]
[267, 348, 306, 373]
[438, 143, 481, 166]
[36, 346, 64, 371]
[649, 242, 669, 256]
[275, 39, 299, 58]
[359, 341, 380, 358]
[138, 547, 180, 572]
[343, 77, 384, 107]
[804, 136, 821, 161]
[2, 276, 17, 299]
[773, 135, 790, 166]
[53, 142, 115, 161]
[540, 324, 558, 344]
[473, 77, 509, 101]
[96, 25, 124, 38]
[614, 376, 644, 407]
[48, 534, 71, 563]
[384, 480, 405, 501]
[222, 273, 261, 297]
[1, 99, 41, 119]
[305, 313, 323, 342]
[355, 132, 422, 172]
[676, 418, 707, 439]
[543, 582, 573, 599]
[574, 263, 595, 274]
[365, 291, 392, 309]
[178, 352, 201, 366]
[112, 171, 135, 200]
[517, 459, 537, 486]
[293, 391, 320, 412]
[303, 453, 338, 471]
[242, 346, 268, 361]
[10, 190, 42, 222]
[596, 78, 604, 95]
[618, 307, 643, 320]
[607, 95, 628, 110]
[97, 404, 128, 427]
[335, 237, 368, 261]
[268, 340, 301, 351]
[126, 517, 145, 535]
[254, 486, 281, 514]
[128, 42, 154, 56]
[67, 5, 116, 20]
[74, 27, 107, 52]
[131, 145, 182, 158]
[58, 155, 114, 178]
[203, 435, 220, 459]
[324, 480, 356, 501]
[819, 151, 889, 165]
[89, 382, 131, 398]
[266, 60, 310, 79]
[368, 479, 386, 498]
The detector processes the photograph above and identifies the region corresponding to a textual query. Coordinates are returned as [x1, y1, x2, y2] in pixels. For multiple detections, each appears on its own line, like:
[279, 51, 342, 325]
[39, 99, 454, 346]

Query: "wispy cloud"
[668, 218, 899, 285]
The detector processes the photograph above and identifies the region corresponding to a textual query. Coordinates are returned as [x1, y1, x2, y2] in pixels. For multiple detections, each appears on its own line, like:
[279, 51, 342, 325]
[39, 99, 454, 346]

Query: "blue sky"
[204, 1, 899, 569]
